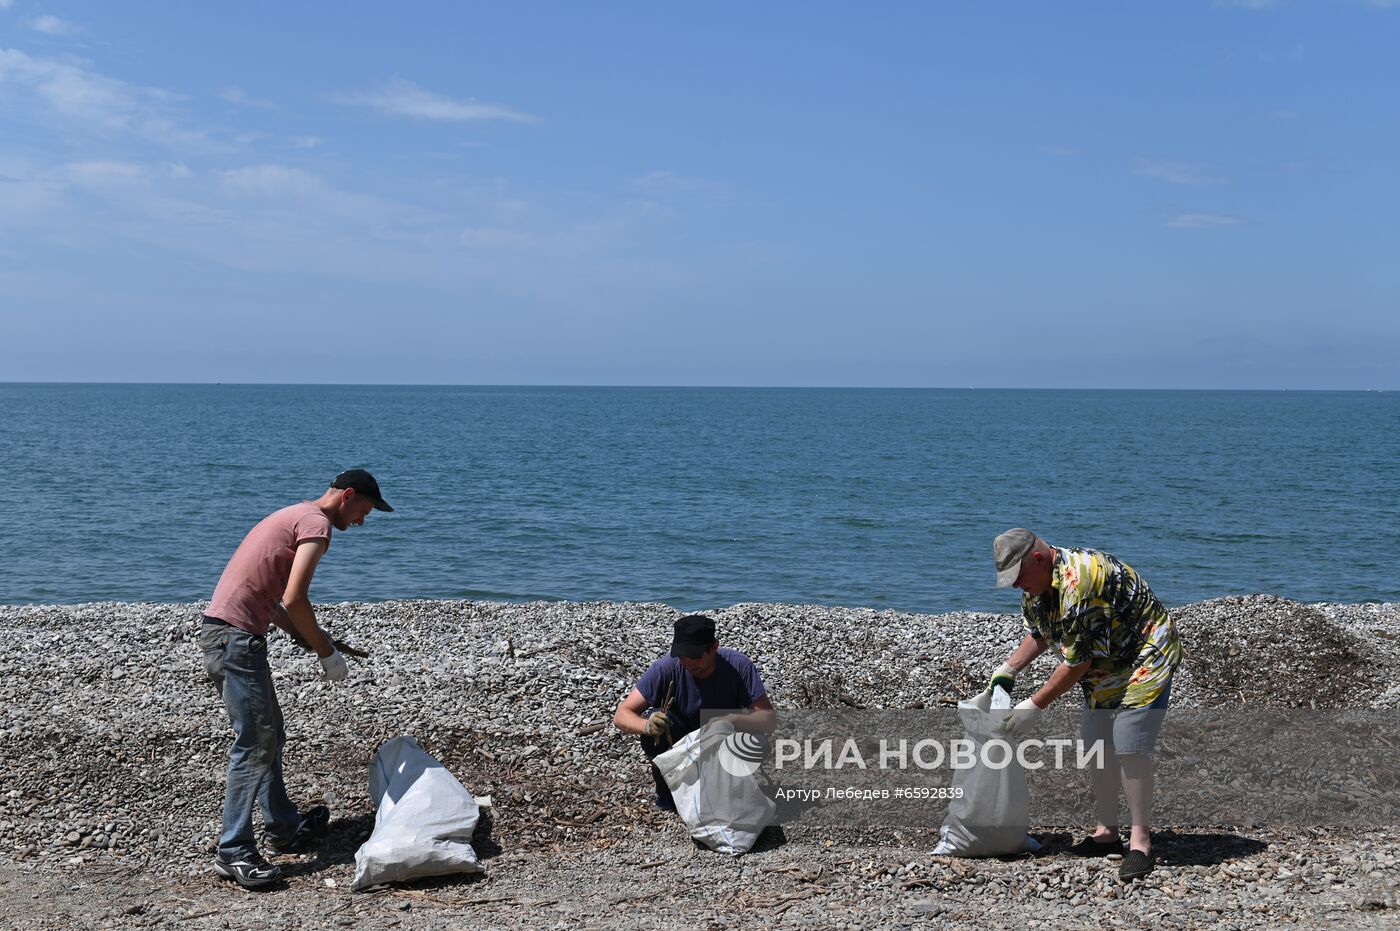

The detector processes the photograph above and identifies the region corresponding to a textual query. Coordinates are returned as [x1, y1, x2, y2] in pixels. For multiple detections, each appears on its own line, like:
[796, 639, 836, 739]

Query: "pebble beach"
[2, 595, 1399, 929]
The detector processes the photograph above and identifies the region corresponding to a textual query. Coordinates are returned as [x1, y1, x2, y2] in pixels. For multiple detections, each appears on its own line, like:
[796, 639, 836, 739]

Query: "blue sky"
[1, 2, 1397, 388]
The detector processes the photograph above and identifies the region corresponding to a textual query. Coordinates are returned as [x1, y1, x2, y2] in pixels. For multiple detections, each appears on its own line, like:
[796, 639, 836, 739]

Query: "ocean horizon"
[6, 381, 1394, 390]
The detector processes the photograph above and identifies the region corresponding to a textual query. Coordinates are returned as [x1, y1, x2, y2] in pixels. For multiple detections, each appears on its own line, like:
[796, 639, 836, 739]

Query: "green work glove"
[644, 711, 672, 739]
[987, 662, 1017, 696]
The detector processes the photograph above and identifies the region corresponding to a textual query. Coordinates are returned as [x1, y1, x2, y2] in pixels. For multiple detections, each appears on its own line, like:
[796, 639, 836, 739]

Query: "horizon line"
[0, 381, 1393, 392]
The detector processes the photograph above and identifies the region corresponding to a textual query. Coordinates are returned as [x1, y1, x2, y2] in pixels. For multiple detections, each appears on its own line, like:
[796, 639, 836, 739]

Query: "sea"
[2, 384, 1396, 613]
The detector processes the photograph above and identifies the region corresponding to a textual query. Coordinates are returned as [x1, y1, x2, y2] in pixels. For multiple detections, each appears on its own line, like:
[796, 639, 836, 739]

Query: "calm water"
[2, 385, 1397, 612]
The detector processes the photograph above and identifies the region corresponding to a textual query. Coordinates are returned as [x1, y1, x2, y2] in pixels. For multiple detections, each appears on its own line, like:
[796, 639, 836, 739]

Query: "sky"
[1, 1, 1397, 388]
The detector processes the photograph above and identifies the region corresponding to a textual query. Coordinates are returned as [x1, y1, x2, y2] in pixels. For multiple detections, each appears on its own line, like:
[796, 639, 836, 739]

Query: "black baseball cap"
[670, 614, 717, 658]
[330, 469, 394, 512]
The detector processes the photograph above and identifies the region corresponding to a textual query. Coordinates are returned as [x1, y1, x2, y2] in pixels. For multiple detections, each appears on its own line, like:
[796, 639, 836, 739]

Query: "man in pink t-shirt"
[200, 469, 392, 888]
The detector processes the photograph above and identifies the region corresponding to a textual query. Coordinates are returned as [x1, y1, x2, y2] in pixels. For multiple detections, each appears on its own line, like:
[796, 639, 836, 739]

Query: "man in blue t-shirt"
[613, 614, 776, 811]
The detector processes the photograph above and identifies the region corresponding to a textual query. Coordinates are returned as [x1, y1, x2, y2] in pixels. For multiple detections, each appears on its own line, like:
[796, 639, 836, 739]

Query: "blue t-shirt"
[635, 648, 767, 734]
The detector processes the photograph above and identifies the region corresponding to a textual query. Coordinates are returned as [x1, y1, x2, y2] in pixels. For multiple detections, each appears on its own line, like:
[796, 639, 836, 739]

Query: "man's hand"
[319, 649, 349, 682]
[987, 662, 1017, 695]
[1000, 697, 1044, 739]
[643, 711, 672, 739]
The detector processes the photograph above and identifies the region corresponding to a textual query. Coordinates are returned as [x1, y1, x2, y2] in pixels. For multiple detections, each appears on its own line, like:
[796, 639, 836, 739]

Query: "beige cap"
[994, 528, 1048, 588]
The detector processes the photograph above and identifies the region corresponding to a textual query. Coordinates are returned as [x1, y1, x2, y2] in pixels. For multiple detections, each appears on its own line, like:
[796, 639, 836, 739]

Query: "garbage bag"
[932, 688, 1040, 856]
[653, 719, 776, 855]
[352, 735, 484, 889]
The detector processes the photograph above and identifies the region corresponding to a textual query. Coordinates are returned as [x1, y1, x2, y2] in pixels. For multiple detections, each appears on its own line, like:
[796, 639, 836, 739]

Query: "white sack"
[654, 719, 776, 855]
[351, 735, 483, 890]
[932, 688, 1040, 857]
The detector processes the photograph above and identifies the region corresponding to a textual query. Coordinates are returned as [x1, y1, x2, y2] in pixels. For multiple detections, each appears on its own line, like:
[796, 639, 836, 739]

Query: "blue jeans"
[200, 617, 303, 859]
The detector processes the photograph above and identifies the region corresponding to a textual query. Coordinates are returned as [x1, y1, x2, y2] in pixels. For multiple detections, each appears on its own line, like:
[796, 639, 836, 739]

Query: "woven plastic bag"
[932, 688, 1040, 856]
[653, 719, 776, 855]
[352, 736, 484, 889]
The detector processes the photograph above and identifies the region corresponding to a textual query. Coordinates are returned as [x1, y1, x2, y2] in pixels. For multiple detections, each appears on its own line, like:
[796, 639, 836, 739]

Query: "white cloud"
[460, 226, 534, 247]
[216, 164, 321, 198]
[1, 48, 133, 129]
[337, 77, 536, 123]
[1135, 159, 1212, 185]
[139, 116, 209, 149]
[0, 1, 15, 12]
[286, 135, 322, 149]
[1165, 213, 1244, 229]
[0, 47, 207, 147]
[0, 156, 445, 278]
[630, 170, 730, 198]
[28, 14, 78, 35]
[65, 160, 144, 186]
[219, 86, 276, 110]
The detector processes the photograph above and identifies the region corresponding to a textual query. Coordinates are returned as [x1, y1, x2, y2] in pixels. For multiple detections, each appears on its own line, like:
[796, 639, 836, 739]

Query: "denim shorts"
[1080, 677, 1172, 757]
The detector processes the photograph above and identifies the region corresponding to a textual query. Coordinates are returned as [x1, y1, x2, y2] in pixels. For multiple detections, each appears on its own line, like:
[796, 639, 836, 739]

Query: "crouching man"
[613, 614, 777, 811]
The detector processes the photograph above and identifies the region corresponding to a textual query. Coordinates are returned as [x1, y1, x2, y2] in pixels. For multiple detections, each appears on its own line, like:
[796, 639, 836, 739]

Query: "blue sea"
[2, 384, 1396, 612]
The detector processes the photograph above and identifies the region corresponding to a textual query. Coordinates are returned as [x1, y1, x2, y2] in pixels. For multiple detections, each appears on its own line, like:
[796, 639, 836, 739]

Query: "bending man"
[989, 528, 1182, 882]
[200, 469, 393, 887]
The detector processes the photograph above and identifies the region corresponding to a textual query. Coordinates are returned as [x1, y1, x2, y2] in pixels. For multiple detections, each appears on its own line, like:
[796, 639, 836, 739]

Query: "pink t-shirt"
[207, 502, 333, 635]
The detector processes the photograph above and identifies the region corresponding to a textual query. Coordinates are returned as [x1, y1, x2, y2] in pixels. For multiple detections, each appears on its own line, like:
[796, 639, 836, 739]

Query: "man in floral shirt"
[987, 528, 1183, 881]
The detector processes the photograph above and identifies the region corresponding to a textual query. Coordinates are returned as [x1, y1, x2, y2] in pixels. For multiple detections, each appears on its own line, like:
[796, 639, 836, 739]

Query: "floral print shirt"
[1022, 547, 1182, 709]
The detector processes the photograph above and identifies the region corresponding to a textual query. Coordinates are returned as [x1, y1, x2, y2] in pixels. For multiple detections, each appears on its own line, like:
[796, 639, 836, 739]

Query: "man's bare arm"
[1031, 659, 1092, 708]
[724, 694, 777, 734]
[613, 687, 654, 736]
[281, 539, 333, 657]
[1006, 634, 1049, 671]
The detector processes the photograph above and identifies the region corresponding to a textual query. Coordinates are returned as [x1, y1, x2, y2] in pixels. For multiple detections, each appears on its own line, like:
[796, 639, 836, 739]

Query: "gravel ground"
[2, 595, 1398, 930]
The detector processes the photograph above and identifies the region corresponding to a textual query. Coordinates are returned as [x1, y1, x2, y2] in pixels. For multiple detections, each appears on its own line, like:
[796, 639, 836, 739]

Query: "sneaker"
[265, 805, 330, 853]
[213, 852, 282, 888]
[1119, 848, 1155, 881]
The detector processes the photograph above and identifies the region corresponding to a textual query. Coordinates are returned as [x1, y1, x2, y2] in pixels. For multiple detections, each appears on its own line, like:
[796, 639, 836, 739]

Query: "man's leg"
[1081, 706, 1121, 842]
[216, 629, 296, 859]
[1112, 678, 1172, 857]
[640, 733, 676, 811]
[256, 684, 303, 846]
[1120, 754, 1154, 854]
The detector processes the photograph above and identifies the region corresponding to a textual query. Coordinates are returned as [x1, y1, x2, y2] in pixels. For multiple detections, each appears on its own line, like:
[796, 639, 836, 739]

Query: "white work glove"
[319, 648, 349, 682]
[987, 662, 1017, 695]
[999, 697, 1044, 739]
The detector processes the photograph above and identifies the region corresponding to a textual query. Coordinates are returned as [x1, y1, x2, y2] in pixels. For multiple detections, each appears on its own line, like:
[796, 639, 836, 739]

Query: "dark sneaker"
[265, 805, 330, 853]
[213, 852, 282, 888]
[1119, 848, 1155, 881]
[1068, 835, 1125, 857]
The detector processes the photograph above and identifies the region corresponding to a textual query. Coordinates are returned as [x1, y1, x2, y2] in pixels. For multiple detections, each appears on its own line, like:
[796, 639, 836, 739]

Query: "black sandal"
[1118, 848, 1155, 881]
[1067, 835, 1125, 857]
